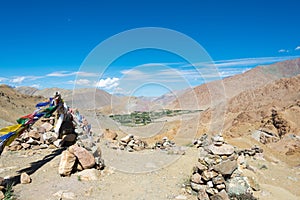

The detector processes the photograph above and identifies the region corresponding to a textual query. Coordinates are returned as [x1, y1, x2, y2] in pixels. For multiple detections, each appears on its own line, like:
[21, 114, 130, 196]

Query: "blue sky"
[0, 0, 300, 96]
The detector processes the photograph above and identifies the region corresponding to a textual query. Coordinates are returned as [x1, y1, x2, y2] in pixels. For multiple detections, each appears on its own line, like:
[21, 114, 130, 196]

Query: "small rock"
[202, 170, 218, 181]
[207, 144, 235, 156]
[62, 134, 77, 143]
[21, 143, 31, 149]
[212, 174, 225, 185]
[216, 183, 226, 190]
[28, 130, 41, 140]
[197, 186, 210, 200]
[53, 190, 76, 199]
[226, 177, 250, 196]
[175, 195, 187, 200]
[210, 190, 230, 200]
[26, 138, 40, 145]
[76, 169, 101, 181]
[196, 162, 208, 172]
[213, 159, 237, 175]
[103, 130, 117, 140]
[0, 191, 4, 199]
[53, 139, 62, 147]
[191, 173, 202, 184]
[120, 134, 134, 143]
[40, 122, 53, 132]
[191, 182, 203, 191]
[20, 172, 31, 184]
[207, 181, 214, 188]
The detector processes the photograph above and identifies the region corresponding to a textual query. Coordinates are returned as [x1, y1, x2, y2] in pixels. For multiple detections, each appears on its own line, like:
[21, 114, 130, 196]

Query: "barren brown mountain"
[0, 85, 44, 125]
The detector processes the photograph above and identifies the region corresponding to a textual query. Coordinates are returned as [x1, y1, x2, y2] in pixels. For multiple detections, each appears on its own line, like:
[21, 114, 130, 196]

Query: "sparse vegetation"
[109, 109, 201, 126]
[4, 183, 15, 200]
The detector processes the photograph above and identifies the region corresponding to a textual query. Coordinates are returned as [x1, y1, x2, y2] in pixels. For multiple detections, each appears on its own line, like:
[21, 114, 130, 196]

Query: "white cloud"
[30, 84, 40, 88]
[96, 77, 119, 90]
[10, 76, 26, 83]
[278, 49, 289, 53]
[46, 71, 74, 77]
[295, 46, 300, 51]
[0, 77, 8, 82]
[47, 71, 98, 77]
[68, 79, 92, 86]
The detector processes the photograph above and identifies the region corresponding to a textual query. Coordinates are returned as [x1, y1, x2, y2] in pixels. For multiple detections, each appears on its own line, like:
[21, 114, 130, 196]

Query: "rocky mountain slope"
[0, 85, 44, 125]
[168, 58, 300, 110]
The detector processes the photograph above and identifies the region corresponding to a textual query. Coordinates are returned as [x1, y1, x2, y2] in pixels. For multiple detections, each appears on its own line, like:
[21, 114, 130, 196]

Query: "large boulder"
[58, 150, 76, 176]
[69, 144, 95, 169]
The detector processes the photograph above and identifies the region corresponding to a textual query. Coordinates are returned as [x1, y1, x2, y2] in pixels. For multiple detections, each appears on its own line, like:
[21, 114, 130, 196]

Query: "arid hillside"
[0, 85, 44, 125]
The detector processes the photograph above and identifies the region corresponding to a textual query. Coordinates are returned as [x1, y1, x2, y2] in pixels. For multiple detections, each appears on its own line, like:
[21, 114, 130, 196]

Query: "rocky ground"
[0, 111, 299, 200]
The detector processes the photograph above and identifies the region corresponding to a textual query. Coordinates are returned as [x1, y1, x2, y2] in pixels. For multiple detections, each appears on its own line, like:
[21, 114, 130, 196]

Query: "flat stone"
[191, 173, 202, 184]
[53, 190, 76, 199]
[103, 130, 117, 140]
[191, 182, 203, 191]
[69, 145, 95, 169]
[212, 174, 225, 185]
[40, 122, 53, 132]
[26, 137, 40, 145]
[20, 172, 31, 184]
[197, 187, 210, 200]
[226, 177, 250, 196]
[207, 144, 234, 156]
[216, 183, 226, 190]
[196, 162, 208, 172]
[202, 170, 218, 181]
[213, 159, 237, 175]
[76, 169, 101, 181]
[28, 130, 41, 140]
[210, 190, 230, 200]
[120, 134, 133, 143]
[62, 134, 77, 142]
[21, 143, 31, 149]
[175, 195, 187, 200]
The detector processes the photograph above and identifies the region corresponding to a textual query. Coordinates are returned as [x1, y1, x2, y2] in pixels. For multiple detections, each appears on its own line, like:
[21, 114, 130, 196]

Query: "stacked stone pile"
[6, 121, 78, 152]
[189, 134, 258, 200]
[106, 134, 147, 152]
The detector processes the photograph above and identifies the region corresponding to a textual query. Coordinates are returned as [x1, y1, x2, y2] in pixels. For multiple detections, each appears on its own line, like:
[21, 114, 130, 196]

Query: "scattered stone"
[210, 190, 230, 200]
[28, 130, 40, 140]
[58, 150, 76, 176]
[21, 143, 31, 149]
[76, 168, 101, 181]
[103, 129, 118, 140]
[175, 195, 187, 200]
[20, 172, 31, 184]
[53, 190, 76, 199]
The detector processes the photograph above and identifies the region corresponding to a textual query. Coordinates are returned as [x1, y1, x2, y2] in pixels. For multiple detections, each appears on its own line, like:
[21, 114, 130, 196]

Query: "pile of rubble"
[154, 137, 175, 150]
[189, 134, 258, 200]
[106, 134, 147, 152]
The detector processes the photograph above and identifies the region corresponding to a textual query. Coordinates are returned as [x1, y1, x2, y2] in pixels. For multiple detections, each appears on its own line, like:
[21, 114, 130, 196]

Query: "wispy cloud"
[295, 46, 300, 51]
[68, 79, 92, 86]
[278, 49, 289, 53]
[47, 71, 98, 77]
[9, 75, 43, 84]
[0, 77, 8, 82]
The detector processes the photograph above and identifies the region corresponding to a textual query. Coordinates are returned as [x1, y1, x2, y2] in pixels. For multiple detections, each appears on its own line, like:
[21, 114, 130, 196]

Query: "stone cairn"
[190, 134, 260, 200]
[7, 120, 65, 151]
[106, 134, 148, 152]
